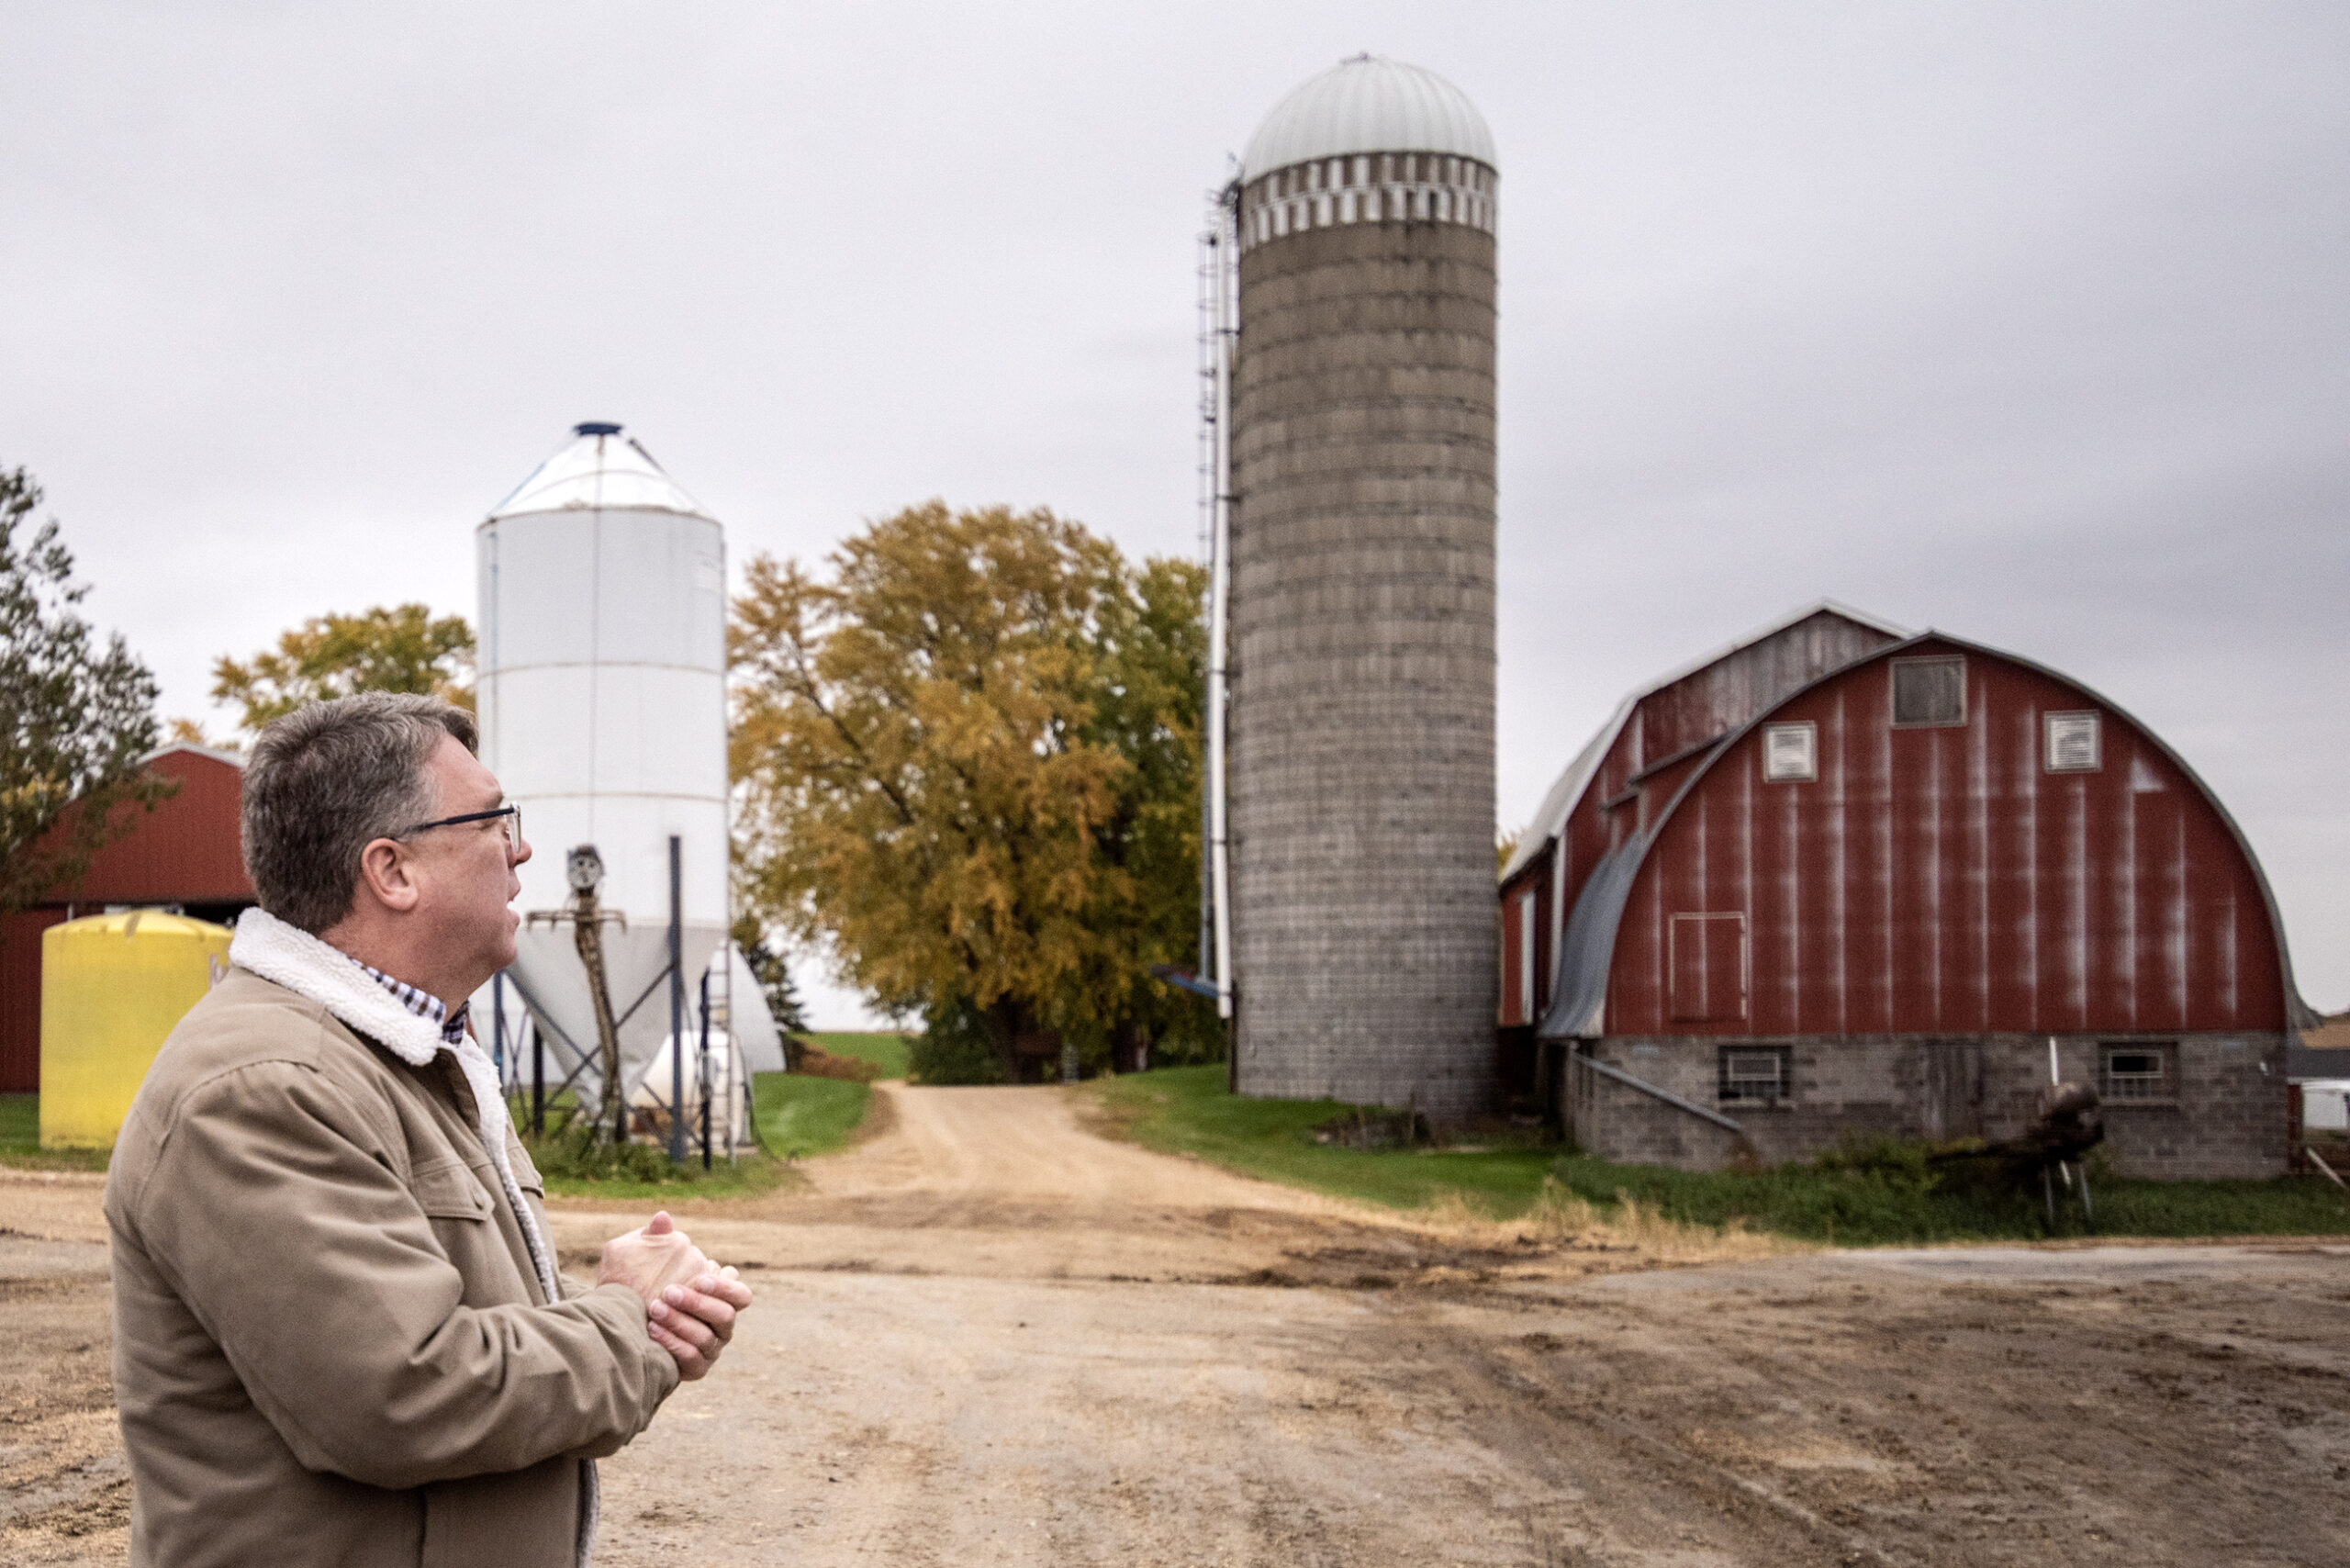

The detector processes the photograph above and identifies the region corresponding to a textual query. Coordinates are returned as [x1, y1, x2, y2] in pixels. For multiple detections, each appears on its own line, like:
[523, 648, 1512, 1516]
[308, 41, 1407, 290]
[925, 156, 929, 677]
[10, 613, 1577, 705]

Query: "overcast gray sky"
[6, 3, 2344, 1026]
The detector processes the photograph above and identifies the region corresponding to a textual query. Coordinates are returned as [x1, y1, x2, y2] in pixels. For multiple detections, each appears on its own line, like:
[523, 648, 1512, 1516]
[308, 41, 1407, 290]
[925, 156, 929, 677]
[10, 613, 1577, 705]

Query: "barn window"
[1718, 1046, 1791, 1105]
[1670, 913, 1748, 1022]
[2044, 711, 2102, 772]
[1891, 655, 1966, 727]
[2101, 1043, 2176, 1103]
[1762, 722, 1817, 782]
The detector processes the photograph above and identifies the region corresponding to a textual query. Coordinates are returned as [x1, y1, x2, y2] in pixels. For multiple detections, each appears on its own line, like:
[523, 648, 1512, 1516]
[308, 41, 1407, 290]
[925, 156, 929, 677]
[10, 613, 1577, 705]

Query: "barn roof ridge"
[1500, 599, 1909, 883]
[1630, 598, 1910, 705]
[1535, 629, 2321, 1038]
[141, 740, 245, 769]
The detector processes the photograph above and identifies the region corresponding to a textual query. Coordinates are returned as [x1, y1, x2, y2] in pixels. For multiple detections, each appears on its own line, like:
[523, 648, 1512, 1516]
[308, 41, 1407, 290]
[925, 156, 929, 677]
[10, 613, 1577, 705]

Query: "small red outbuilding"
[0, 744, 254, 1091]
[1500, 604, 2317, 1176]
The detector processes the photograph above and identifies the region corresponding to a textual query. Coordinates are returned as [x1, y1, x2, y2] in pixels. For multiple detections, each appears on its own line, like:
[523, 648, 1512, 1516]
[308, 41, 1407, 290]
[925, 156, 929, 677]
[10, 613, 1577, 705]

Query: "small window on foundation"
[1719, 1047, 1791, 1106]
[1762, 722, 1818, 782]
[2045, 711, 2101, 773]
[2100, 1043, 2175, 1103]
[1892, 655, 1966, 727]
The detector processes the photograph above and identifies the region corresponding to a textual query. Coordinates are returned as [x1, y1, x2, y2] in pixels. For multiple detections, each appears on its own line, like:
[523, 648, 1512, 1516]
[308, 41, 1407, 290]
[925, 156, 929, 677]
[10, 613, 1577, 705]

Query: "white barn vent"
[2045, 711, 2102, 772]
[1762, 722, 1818, 782]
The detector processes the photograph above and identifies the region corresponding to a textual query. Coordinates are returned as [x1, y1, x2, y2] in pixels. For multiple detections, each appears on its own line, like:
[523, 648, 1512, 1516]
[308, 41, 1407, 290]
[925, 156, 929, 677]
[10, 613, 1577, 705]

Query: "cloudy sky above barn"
[6, 3, 2344, 1024]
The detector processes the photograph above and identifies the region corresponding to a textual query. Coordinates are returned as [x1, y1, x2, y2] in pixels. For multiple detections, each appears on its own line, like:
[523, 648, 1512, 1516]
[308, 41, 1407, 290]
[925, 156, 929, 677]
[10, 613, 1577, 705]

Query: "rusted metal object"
[1932, 1076, 2106, 1228]
[2021, 1081, 2107, 1164]
[525, 846, 629, 1144]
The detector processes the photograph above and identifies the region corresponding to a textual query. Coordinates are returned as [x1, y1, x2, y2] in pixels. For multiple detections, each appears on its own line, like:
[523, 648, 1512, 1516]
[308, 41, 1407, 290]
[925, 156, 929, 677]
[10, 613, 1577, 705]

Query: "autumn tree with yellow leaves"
[729, 502, 1215, 1081]
[209, 603, 475, 734]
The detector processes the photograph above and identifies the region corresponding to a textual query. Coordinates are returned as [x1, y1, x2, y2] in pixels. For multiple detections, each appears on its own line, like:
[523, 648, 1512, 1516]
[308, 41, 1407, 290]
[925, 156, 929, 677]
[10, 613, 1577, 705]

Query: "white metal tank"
[628, 1030, 751, 1148]
[475, 422, 736, 1103]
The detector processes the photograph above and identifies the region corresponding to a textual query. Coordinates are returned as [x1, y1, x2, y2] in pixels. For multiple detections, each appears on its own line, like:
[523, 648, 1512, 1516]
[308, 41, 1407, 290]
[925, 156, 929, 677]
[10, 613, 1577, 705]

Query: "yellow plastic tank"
[39, 910, 232, 1149]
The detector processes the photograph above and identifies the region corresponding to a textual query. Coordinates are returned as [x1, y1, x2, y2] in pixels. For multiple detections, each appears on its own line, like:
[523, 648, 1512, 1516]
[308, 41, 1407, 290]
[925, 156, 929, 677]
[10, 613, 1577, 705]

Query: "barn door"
[1668, 913, 1748, 1024]
[1918, 1037, 1985, 1139]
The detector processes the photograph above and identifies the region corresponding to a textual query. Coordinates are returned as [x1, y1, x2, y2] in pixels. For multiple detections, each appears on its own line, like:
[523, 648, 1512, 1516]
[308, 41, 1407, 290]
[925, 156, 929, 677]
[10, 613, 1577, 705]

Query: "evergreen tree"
[730, 914, 810, 1036]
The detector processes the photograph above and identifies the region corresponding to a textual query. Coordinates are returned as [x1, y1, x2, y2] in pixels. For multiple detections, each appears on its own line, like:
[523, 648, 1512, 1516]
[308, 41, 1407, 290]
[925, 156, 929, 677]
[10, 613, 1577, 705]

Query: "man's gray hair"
[241, 693, 479, 934]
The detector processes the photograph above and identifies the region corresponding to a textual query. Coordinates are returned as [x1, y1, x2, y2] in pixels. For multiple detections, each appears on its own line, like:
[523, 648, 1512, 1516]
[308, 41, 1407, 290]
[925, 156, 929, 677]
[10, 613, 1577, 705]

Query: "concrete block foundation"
[1543, 1032, 2289, 1179]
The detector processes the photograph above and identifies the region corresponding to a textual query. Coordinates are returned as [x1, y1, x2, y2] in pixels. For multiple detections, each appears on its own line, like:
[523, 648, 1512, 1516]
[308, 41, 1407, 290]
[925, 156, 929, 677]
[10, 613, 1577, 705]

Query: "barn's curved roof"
[1243, 55, 1496, 180]
[1501, 599, 1908, 885]
[1537, 631, 2321, 1037]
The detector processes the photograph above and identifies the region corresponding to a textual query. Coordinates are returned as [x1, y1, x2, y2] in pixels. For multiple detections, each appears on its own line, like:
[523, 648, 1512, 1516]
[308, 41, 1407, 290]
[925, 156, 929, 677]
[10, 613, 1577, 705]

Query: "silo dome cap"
[487, 424, 713, 521]
[1242, 54, 1496, 181]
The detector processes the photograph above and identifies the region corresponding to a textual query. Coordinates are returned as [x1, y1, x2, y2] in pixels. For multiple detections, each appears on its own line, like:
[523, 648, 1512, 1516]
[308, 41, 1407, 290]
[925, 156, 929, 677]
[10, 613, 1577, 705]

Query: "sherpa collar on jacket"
[226, 907, 559, 1303]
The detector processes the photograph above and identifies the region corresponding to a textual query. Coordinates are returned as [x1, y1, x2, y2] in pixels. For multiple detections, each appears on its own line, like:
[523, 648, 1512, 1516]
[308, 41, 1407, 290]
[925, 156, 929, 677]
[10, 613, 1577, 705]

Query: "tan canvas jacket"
[104, 910, 679, 1568]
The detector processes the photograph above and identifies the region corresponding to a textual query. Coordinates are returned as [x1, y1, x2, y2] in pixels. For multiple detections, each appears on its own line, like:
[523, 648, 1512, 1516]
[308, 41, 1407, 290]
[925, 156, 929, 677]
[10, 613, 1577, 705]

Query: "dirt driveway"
[7, 1082, 2350, 1564]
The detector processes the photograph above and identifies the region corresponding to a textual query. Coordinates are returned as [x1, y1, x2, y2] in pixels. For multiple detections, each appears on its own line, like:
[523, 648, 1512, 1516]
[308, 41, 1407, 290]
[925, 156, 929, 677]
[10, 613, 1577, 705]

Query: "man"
[105, 692, 752, 1567]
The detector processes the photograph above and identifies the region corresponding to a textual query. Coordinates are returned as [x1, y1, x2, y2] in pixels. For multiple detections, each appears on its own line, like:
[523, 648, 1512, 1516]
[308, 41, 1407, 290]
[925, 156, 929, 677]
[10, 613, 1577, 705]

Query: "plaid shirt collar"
[348, 957, 469, 1048]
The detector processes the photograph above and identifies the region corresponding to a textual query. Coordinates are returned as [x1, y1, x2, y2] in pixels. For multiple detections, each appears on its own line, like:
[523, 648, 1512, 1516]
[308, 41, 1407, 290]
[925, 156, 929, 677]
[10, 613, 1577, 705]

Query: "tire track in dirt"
[568, 1087, 2350, 1566]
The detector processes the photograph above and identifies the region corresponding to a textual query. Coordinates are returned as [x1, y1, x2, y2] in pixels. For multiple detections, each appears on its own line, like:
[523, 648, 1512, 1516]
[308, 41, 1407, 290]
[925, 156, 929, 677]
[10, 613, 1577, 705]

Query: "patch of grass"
[1094, 1069, 2350, 1244]
[520, 1121, 790, 1201]
[1090, 1065, 1558, 1216]
[799, 1032, 912, 1080]
[0, 1090, 800, 1196]
[1549, 1146, 2350, 1245]
[0, 1094, 114, 1172]
[752, 1070, 871, 1160]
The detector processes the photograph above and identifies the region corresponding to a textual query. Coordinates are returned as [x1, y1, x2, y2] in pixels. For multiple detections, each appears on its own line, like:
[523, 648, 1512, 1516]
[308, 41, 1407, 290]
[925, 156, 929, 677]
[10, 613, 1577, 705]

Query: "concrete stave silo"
[474, 423, 745, 1109]
[1225, 56, 1500, 1118]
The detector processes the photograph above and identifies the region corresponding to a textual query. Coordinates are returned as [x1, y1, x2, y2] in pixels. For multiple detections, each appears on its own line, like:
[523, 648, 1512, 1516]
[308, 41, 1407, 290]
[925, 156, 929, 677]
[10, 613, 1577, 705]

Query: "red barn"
[1500, 604, 2317, 1177]
[0, 743, 254, 1091]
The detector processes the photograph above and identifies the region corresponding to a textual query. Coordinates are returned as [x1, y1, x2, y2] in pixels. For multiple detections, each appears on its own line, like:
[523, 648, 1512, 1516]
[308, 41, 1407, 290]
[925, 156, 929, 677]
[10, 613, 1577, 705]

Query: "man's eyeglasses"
[397, 804, 522, 855]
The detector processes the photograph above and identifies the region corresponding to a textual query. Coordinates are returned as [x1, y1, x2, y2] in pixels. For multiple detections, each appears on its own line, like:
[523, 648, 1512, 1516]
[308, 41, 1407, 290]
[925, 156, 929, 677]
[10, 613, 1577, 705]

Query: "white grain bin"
[476, 422, 747, 1108]
[718, 943, 789, 1075]
[628, 1030, 751, 1148]
[2305, 1081, 2350, 1132]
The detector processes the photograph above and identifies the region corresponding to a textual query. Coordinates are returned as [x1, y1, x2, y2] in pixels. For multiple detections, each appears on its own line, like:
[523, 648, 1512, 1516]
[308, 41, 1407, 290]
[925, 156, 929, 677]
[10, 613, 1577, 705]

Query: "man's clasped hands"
[597, 1212, 754, 1380]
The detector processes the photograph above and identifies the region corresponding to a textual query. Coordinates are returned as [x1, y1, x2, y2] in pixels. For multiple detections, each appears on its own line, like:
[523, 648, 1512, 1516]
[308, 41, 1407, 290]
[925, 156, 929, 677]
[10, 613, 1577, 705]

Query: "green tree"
[729, 913, 810, 1038]
[904, 996, 1010, 1086]
[0, 467, 173, 918]
[1071, 551, 1224, 1069]
[729, 501, 1216, 1081]
[211, 603, 474, 733]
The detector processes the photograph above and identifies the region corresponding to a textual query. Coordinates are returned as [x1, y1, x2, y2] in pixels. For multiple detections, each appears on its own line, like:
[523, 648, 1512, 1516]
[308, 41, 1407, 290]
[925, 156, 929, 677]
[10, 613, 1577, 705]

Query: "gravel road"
[6, 1081, 2350, 1564]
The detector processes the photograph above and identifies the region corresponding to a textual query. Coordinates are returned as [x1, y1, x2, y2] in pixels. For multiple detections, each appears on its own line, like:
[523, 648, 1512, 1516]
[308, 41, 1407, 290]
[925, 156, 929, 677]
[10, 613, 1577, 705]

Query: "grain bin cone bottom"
[1225, 57, 1500, 1120]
